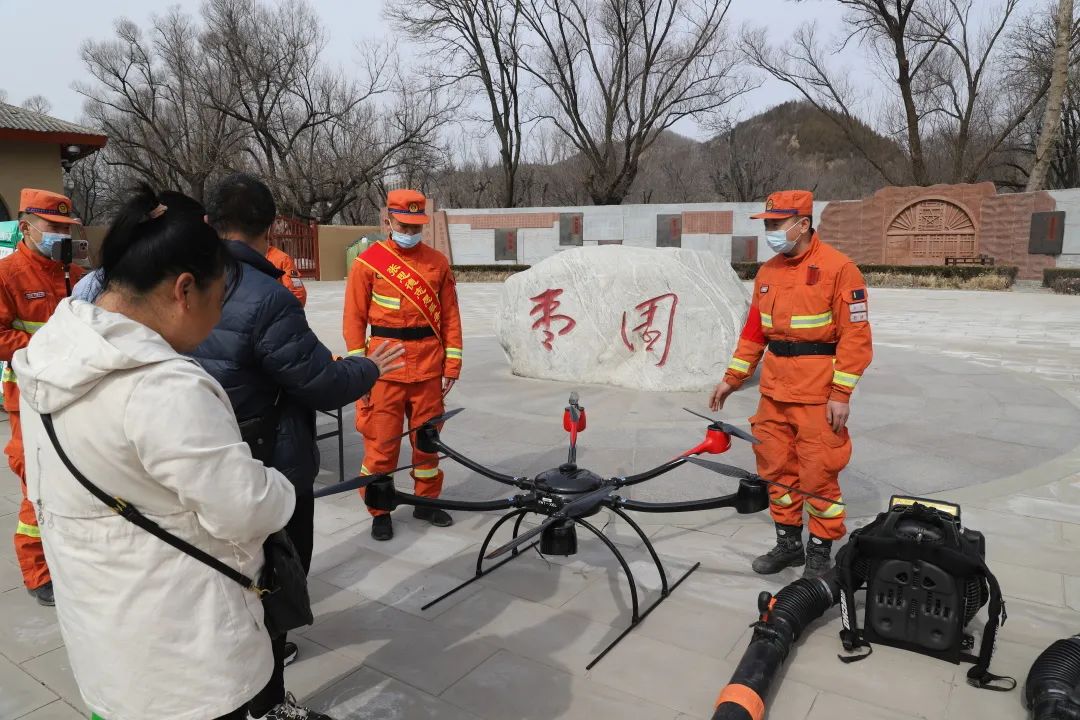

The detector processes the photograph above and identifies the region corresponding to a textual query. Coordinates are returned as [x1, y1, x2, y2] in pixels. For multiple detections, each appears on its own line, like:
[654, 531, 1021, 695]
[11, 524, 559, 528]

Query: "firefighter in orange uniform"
[266, 244, 308, 307]
[710, 190, 872, 578]
[2, 190, 86, 605]
[344, 189, 463, 541]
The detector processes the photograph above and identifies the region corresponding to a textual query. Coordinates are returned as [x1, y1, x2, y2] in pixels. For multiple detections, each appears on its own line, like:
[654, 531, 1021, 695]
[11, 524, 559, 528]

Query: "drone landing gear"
[420, 506, 701, 669]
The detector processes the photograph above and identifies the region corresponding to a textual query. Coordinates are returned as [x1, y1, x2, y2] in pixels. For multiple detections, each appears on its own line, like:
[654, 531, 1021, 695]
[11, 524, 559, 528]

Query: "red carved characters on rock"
[621, 293, 679, 367]
[530, 288, 577, 351]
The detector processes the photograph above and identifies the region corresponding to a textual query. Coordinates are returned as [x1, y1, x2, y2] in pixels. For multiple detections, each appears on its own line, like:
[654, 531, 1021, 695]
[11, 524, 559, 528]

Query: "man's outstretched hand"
[368, 341, 406, 376]
[709, 381, 735, 412]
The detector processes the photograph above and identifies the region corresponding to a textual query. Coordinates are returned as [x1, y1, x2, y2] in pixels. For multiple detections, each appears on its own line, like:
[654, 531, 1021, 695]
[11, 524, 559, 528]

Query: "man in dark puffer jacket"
[191, 173, 403, 720]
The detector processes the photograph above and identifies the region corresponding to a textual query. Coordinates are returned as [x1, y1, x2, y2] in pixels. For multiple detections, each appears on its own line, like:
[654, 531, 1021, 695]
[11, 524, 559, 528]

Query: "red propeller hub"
[682, 427, 731, 457]
[563, 408, 587, 433]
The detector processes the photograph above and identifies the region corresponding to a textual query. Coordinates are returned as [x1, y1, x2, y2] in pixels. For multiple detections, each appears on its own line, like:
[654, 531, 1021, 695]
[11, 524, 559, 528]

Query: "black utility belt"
[767, 341, 837, 357]
[371, 325, 436, 341]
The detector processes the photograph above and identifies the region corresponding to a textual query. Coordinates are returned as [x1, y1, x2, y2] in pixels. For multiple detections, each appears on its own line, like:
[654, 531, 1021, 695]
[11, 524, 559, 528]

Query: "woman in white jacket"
[13, 186, 296, 720]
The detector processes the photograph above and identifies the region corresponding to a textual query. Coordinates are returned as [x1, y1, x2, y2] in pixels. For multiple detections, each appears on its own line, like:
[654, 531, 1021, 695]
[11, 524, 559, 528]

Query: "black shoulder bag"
[40, 413, 312, 635]
[237, 391, 283, 465]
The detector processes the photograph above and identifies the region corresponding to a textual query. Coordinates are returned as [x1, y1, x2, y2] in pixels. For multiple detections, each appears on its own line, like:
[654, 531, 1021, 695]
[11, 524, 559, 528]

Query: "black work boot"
[27, 581, 55, 607]
[752, 523, 805, 574]
[371, 514, 393, 541]
[803, 536, 833, 578]
[413, 507, 453, 527]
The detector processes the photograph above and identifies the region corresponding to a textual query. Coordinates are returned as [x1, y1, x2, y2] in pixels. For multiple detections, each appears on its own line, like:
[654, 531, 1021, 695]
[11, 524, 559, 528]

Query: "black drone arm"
[611, 495, 736, 513]
[406, 493, 529, 512]
[615, 457, 688, 487]
[417, 426, 526, 488]
[609, 477, 769, 515]
[363, 476, 536, 514]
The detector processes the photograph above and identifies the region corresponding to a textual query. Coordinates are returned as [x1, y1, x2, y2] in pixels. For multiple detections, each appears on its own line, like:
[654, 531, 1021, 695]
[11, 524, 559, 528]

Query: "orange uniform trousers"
[750, 395, 851, 541]
[357, 377, 444, 516]
[7, 411, 49, 589]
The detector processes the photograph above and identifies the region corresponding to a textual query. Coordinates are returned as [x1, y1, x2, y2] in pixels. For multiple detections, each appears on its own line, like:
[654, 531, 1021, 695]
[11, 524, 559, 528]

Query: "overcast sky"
[0, 0, 1045, 139]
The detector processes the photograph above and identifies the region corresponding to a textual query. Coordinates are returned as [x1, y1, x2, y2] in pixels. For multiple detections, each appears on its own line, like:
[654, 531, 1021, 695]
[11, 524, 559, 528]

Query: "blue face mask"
[35, 231, 72, 260]
[391, 230, 423, 248]
[765, 220, 804, 255]
[765, 230, 796, 255]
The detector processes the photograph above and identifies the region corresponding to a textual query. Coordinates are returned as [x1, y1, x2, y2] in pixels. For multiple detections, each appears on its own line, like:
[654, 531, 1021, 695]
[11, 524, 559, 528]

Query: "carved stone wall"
[819, 182, 1057, 279]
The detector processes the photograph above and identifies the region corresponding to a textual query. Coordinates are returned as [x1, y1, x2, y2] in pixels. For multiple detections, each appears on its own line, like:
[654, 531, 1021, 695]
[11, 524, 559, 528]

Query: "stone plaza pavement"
[3, 281, 1080, 720]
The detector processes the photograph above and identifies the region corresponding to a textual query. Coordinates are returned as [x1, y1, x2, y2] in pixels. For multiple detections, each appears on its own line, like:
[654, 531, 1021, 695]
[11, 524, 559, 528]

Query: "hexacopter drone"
[315, 393, 841, 668]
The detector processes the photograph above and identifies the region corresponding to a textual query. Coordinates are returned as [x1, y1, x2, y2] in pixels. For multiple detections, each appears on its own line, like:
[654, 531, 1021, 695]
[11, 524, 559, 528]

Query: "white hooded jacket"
[13, 299, 296, 720]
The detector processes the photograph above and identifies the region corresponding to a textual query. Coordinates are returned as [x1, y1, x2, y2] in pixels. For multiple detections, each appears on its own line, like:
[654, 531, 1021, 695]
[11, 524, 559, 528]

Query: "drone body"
[316, 393, 840, 668]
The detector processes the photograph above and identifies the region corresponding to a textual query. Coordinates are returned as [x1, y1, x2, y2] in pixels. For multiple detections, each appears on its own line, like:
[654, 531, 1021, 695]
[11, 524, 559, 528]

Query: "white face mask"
[391, 229, 423, 248]
[765, 219, 805, 255]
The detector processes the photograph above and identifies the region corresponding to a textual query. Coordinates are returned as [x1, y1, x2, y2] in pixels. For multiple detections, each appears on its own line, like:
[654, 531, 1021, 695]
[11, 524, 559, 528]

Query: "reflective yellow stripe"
[832, 370, 860, 388]
[1, 366, 15, 383]
[347, 348, 366, 357]
[372, 291, 401, 310]
[760, 313, 773, 328]
[807, 498, 845, 519]
[728, 357, 751, 374]
[15, 521, 40, 538]
[770, 493, 794, 507]
[360, 465, 371, 475]
[12, 319, 44, 335]
[413, 467, 440, 479]
[790, 311, 833, 329]
[445, 347, 462, 360]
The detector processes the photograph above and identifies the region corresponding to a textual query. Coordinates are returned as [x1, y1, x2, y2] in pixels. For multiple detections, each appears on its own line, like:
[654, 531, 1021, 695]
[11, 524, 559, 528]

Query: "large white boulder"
[495, 246, 750, 391]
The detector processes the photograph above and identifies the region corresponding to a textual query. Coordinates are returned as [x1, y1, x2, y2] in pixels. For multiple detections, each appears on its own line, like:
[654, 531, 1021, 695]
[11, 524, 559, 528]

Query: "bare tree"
[21, 95, 52, 115]
[708, 121, 792, 202]
[389, 0, 526, 207]
[1028, 0, 1075, 190]
[201, 0, 455, 221]
[0, 89, 8, 104]
[66, 145, 135, 225]
[743, 0, 1041, 186]
[997, 1, 1080, 189]
[76, 9, 247, 201]
[915, 0, 1032, 182]
[518, 0, 749, 205]
[744, 2, 937, 185]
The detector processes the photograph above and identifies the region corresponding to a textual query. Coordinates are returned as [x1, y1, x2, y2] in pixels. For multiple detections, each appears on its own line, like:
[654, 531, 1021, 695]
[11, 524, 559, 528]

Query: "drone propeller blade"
[715, 422, 759, 444]
[485, 515, 558, 560]
[312, 474, 383, 498]
[685, 457, 844, 507]
[683, 407, 716, 424]
[430, 407, 466, 425]
[685, 456, 755, 480]
[395, 407, 466, 439]
[682, 408, 759, 445]
[313, 456, 447, 499]
[485, 485, 616, 559]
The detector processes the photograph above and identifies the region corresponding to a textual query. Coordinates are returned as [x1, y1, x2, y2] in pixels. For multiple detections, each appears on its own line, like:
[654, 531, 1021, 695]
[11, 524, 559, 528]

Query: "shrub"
[731, 262, 1017, 287]
[452, 264, 530, 282]
[863, 272, 1012, 291]
[1043, 267, 1080, 287]
[732, 262, 761, 280]
[1050, 277, 1080, 295]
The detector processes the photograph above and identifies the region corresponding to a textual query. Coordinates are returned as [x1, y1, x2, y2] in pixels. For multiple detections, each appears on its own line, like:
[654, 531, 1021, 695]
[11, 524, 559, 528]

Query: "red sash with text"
[357, 241, 443, 340]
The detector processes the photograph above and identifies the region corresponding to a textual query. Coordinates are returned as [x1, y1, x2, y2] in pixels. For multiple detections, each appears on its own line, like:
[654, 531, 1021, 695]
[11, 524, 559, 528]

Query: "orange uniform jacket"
[0, 242, 84, 410]
[344, 240, 463, 382]
[266, 245, 307, 307]
[724, 233, 872, 403]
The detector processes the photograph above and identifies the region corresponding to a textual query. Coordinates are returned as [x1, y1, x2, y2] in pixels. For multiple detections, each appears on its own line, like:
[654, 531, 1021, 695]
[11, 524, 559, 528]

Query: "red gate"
[269, 216, 320, 279]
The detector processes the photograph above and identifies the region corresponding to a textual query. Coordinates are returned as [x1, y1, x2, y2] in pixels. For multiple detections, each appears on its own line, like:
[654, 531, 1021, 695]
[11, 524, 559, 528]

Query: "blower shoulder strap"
[963, 555, 1016, 691]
